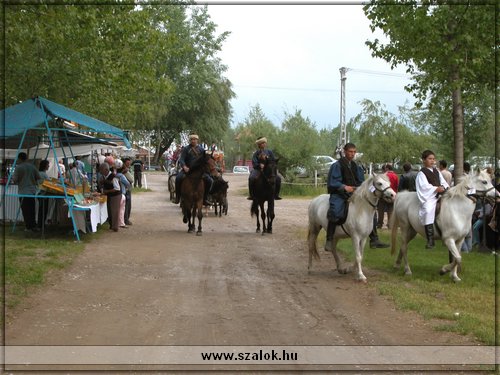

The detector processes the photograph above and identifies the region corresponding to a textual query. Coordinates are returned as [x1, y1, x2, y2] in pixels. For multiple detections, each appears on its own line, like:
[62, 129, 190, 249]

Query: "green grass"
[3, 224, 103, 310]
[310, 228, 496, 345]
[281, 183, 326, 198]
[132, 187, 153, 193]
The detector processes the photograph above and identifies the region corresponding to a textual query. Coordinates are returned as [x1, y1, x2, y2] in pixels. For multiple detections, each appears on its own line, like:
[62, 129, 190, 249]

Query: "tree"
[352, 99, 430, 165]
[272, 110, 319, 176]
[5, 4, 234, 162]
[364, 2, 496, 176]
[233, 105, 278, 163]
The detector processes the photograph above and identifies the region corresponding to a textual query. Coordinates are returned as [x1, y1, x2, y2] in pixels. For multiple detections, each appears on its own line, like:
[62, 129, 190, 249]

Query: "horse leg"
[260, 202, 266, 234]
[267, 199, 275, 234]
[440, 238, 462, 282]
[196, 203, 203, 236]
[187, 206, 194, 233]
[396, 226, 416, 276]
[307, 222, 321, 270]
[331, 238, 351, 275]
[352, 236, 367, 282]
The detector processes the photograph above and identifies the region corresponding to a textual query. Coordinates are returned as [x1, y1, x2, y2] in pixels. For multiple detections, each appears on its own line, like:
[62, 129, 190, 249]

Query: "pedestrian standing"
[132, 155, 144, 188]
[12, 152, 42, 232]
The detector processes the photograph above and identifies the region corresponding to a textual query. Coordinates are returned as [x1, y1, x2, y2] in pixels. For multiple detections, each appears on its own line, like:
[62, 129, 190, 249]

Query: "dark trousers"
[37, 197, 49, 229]
[134, 171, 142, 187]
[124, 190, 132, 224]
[20, 197, 36, 230]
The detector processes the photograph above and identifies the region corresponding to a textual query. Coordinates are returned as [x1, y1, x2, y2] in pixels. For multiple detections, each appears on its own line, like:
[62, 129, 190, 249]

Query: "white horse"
[390, 169, 497, 282]
[308, 174, 397, 282]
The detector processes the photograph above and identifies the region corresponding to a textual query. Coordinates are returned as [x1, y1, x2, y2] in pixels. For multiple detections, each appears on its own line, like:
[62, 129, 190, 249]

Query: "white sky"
[205, 4, 415, 129]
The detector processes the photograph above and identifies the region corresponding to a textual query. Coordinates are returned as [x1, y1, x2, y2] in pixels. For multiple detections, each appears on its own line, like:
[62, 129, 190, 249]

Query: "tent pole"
[39, 100, 81, 242]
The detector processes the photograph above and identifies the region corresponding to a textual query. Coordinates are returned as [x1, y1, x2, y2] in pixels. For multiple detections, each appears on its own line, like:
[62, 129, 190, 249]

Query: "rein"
[364, 179, 391, 208]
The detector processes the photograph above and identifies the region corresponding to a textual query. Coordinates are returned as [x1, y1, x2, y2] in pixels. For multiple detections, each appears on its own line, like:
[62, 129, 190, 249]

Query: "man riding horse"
[247, 136, 282, 201]
[325, 142, 389, 251]
[173, 134, 213, 206]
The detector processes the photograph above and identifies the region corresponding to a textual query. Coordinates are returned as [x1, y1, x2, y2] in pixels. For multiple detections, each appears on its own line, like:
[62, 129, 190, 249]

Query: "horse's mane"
[442, 170, 490, 201]
[348, 174, 375, 203]
[441, 174, 469, 201]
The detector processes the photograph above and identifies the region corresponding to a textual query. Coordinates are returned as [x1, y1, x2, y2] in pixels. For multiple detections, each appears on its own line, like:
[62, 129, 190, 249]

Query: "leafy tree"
[5, 4, 234, 162]
[352, 99, 430, 165]
[273, 110, 319, 176]
[364, 2, 496, 176]
[233, 104, 279, 163]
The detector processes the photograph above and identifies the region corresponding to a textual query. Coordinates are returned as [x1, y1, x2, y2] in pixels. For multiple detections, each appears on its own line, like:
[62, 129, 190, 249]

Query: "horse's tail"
[390, 205, 399, 256]
[307, 225, 320, 262]
[250, 200, 258, 217]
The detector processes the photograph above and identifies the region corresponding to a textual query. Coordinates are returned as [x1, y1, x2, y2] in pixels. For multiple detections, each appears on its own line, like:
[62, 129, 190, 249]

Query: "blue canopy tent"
[1, 96, 131, 240]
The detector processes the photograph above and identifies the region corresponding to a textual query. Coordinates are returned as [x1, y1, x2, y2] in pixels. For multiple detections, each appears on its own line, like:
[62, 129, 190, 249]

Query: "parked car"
[312, 155, 336, 175]
[293, 155, 336, 178]
[232, 165, 250, 174]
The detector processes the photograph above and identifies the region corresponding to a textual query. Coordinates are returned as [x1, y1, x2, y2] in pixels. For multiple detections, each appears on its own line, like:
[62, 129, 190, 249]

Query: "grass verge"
[307, 228, 495, 345]
[3, 223, 103, 311]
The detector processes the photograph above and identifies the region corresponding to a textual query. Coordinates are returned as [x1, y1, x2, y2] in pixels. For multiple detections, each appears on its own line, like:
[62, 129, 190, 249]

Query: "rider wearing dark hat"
[173, 134, 213, 206]
[247, 136, 282, 201]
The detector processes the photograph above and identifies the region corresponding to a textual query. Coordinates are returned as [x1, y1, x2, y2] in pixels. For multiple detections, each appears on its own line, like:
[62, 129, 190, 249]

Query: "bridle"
[364, 178, 392, 208]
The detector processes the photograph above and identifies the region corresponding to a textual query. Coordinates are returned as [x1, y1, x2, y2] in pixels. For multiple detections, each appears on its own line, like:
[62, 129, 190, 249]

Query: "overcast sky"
[205, 4, 415, 130]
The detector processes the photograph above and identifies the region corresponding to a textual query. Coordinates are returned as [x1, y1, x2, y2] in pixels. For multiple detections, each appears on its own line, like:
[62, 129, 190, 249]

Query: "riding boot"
[203, 177, 213, 206]
[325, 221, 336, 251]
[425, 224, 435, 249]
[247, 178, 255, 200]
[274, 175, 282, 200]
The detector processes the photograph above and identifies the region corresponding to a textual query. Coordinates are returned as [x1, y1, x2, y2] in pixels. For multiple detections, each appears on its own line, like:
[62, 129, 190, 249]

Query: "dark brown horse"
[180, 153, 218, 235]
[210, 176, 228, 217]
[250, 155, 277, 234]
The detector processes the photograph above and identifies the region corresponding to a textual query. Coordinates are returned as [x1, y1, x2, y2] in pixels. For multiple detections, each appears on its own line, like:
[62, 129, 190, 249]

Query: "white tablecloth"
[70, 202, 108, 233]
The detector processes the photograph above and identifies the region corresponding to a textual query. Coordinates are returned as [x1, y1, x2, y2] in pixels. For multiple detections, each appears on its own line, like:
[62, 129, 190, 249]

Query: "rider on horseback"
[325, 143, 364, 251]
[247, 136, 282, 201]
[416, 150, 449, 249]
[325, 143, 388, 251]
[173, 134, 213, 206]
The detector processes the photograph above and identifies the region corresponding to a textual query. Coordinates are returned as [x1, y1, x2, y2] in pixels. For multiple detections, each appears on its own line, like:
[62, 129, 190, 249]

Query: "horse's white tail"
[390, 209, 399, 256]
[307, 226, 321, 262]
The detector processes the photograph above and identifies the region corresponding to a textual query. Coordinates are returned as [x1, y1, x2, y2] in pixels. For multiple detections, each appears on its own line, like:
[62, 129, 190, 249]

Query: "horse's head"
[466, 169, 497, 201]
[204, 153, 221, 178]
[262, 157, 278, 186]
[371, 173, 397, 203]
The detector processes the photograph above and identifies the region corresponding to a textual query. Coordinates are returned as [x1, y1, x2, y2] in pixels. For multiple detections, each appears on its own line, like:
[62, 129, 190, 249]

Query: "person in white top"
[416, 150, 450, 249]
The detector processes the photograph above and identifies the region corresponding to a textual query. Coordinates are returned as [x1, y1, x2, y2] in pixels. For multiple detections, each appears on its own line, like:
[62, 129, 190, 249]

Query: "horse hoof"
[452, 277, 462, 283]
[439, 269, 446, 276]
[256, 229, 260, 233]
[183, 217, 188, 223]
[196, 232, 202, 236]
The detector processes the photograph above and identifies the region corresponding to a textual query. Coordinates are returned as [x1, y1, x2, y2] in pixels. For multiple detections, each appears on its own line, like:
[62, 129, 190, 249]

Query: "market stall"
[1, 96, 131, 240]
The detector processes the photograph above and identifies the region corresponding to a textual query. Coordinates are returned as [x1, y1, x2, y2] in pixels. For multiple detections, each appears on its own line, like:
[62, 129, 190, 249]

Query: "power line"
[233, 84, 408, 94]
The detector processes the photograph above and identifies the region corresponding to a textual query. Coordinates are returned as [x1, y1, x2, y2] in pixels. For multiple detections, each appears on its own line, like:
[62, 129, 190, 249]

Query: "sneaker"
[125, 221, 133, 225]
[120, 225, 129, 229]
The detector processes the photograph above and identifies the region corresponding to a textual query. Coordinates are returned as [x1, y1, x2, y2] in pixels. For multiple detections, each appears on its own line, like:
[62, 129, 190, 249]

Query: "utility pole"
[337, 67, 349, 159]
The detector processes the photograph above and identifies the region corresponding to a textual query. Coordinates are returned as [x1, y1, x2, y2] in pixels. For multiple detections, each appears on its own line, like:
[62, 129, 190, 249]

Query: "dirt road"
[6, 173, 481, 371]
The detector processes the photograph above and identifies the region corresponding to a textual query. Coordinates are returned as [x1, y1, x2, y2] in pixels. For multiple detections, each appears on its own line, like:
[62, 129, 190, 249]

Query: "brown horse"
[180, 153, 219, 235]
[210, 176, 228, 217]
[250, 155, 277, 234]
